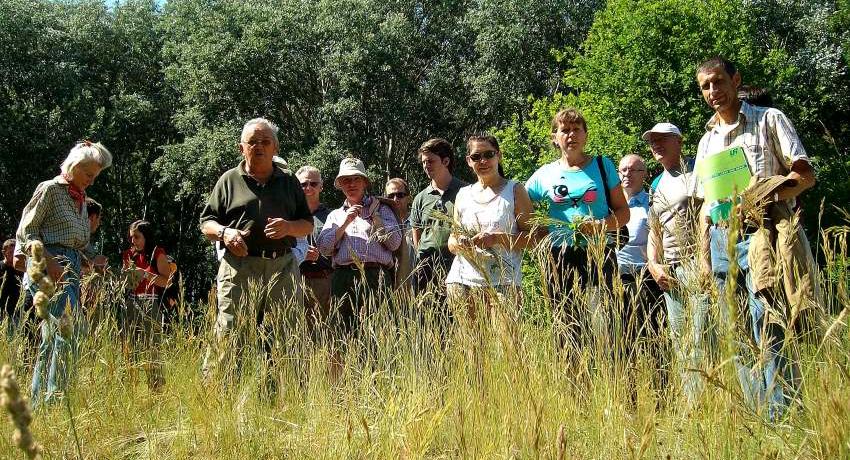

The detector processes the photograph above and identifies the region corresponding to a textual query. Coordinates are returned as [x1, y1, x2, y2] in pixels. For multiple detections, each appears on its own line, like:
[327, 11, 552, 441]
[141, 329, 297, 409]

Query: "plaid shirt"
[16, 178, 90, 253]
[691, 101, 810, 199]
[317, 196, 402, 267]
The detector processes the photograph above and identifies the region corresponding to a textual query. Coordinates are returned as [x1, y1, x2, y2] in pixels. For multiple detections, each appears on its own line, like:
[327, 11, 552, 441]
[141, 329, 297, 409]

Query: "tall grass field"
[1, 216, 848, 459]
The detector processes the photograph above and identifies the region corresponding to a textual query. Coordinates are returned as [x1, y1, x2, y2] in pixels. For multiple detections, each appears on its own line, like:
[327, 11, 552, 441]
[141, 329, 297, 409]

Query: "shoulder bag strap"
[596, 155, 613, 214]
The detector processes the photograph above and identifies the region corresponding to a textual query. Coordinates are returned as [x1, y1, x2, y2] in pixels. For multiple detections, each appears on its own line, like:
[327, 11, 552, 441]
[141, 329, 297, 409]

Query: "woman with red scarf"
[121, 219, 173, 390]
[16, 140, 112, 408]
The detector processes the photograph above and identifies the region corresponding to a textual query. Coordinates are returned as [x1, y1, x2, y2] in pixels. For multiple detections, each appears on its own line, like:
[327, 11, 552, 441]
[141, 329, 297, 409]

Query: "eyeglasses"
[386, 192, 408, 200]
[467, 151, 497, 162]
[300, 181, 321, 188]
[618, 168, 645, 175]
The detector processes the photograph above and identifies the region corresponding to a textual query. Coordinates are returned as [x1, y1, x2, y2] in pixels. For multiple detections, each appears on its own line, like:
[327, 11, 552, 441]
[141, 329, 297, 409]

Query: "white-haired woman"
[16, 140, 112, 407]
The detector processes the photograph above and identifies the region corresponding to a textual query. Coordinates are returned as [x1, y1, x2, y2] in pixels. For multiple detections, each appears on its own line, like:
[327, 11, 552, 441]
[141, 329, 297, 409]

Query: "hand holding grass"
[223, 227, 250, 257]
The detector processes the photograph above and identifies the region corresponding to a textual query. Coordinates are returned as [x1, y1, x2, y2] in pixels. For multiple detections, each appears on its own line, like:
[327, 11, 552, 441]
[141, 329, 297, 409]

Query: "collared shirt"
[691, 101, 811, 204]
[410, 177, 467, 258]
[16, 177, 90, 253]
[200, 160, 312, 253]
[617, 189, 650, 274]
[317, 196, 403, 267]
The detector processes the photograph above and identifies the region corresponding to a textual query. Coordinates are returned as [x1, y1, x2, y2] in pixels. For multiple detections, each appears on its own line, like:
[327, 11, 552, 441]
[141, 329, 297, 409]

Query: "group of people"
[4, 56, 818, 421]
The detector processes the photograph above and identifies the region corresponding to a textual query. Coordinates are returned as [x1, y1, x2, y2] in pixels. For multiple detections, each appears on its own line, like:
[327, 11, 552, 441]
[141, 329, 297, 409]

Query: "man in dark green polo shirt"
[410, 138, 467, 295]
[200, 117, 313, 383]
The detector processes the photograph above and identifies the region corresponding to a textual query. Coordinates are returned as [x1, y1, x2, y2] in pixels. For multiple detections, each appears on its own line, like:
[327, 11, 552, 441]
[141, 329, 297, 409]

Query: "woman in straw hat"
[317, 157, 403, 338]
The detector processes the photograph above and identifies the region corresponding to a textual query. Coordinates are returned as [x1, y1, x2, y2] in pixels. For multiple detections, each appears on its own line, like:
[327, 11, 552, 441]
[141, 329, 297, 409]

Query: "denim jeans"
[710, 226, 799, 421]
[663, 263, 713, 408]
[29, 245, 81, 408]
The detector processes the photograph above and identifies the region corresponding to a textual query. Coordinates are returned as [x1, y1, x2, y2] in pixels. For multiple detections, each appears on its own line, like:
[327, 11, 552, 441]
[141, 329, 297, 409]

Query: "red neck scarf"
[61, 173, 85, 212]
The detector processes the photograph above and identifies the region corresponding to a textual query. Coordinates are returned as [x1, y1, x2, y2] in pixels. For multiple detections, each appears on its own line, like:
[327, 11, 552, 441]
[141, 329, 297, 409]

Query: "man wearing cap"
[317, 157, 402, 336]
[200, 117, 313, 382]
[642, 122, 709, 406]
[693, 57, 816, 419]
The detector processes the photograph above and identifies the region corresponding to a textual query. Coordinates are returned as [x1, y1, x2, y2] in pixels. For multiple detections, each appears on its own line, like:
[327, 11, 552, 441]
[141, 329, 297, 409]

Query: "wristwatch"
[217, 226, 228, 240]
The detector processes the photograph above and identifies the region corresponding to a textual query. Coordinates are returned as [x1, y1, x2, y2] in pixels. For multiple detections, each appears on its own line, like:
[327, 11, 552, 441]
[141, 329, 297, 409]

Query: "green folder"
[696, 146, 752, 222]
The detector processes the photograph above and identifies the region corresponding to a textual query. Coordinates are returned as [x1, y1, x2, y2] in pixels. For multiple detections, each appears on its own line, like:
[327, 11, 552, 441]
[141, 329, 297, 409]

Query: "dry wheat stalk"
[0, 364, 43, 459]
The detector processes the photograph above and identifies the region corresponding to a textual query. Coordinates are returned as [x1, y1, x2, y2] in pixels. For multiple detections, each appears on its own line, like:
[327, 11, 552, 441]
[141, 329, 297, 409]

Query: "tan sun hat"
[334, 157, 370, 189]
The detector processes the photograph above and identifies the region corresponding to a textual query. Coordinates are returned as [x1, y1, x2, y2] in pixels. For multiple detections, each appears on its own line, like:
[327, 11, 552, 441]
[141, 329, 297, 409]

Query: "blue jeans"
[710, 227, 799, 421]
[663, 264, 713, 408]
[29, 246, 81, 408]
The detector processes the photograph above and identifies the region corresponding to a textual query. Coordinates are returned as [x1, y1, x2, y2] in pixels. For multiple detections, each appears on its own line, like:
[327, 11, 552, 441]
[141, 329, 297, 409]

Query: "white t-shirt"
[446, 180, 523, 287]
[650, 166, 698, 265]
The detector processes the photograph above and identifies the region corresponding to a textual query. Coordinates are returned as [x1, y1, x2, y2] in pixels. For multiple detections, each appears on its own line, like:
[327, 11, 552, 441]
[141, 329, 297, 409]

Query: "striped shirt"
[691, 101, 811, 200]
[16, 178, 90, 253]
[317, 196, 402, 268]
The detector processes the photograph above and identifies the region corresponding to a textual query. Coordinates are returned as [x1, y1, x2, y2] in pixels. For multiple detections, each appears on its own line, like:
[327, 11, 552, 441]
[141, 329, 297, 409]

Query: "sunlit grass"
[0, 215, 848, 459]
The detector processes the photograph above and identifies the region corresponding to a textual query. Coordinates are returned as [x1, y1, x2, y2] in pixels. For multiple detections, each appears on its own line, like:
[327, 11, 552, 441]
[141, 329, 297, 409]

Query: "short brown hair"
[551, 107, 587, 133]
[2, 239, 14, 251]
[697, 56, 737, 78]
[417, 138, 456, 172]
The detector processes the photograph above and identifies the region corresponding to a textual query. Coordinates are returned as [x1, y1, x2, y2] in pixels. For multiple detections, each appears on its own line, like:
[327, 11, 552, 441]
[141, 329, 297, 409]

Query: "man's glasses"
[618, 168, 645, 175]
[386, 192, 408, 200]
[467, 151, 497, 162]
[300, 181, 321, 188]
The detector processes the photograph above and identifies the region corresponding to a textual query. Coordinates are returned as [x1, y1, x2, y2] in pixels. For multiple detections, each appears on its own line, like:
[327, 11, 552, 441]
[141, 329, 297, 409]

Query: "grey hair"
[385, 177, 409, 194]
[296, 165, 322, 182]
[60, 141, 113, 175]
[241, 117, 279, 146]
[619, 154, 646, 168]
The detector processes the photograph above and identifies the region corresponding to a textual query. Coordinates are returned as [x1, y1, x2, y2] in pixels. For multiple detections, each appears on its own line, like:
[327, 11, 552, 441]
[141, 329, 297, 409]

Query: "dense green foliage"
[1, 0, 848, 298]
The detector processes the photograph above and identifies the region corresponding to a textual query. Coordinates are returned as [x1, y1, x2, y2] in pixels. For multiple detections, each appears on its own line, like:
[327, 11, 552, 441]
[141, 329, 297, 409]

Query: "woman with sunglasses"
[525, 107, 629, 350]
[445, 134, 536, 319]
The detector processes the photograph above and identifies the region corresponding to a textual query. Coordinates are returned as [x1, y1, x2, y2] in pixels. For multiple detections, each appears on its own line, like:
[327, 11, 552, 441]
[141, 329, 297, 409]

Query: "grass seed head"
[33, 292, 49, 319]
[0, 365, 43, 460]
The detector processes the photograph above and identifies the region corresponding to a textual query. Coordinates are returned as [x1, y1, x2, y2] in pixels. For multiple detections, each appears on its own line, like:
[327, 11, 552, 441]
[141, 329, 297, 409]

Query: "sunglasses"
[467, 151, 497, 162]
[386, 192, 408, 200]
[300, 181, 321, 188]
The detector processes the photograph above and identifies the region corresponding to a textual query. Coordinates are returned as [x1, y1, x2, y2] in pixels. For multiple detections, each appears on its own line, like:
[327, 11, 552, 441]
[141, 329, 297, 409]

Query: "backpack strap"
[649, 174, 662, 195]
[596, 155, 613, 214]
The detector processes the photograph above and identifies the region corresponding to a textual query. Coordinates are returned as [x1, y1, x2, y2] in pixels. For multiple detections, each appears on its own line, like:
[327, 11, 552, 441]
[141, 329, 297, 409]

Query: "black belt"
[247, 248, 290, 259]
[302, 268, 333, 279]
